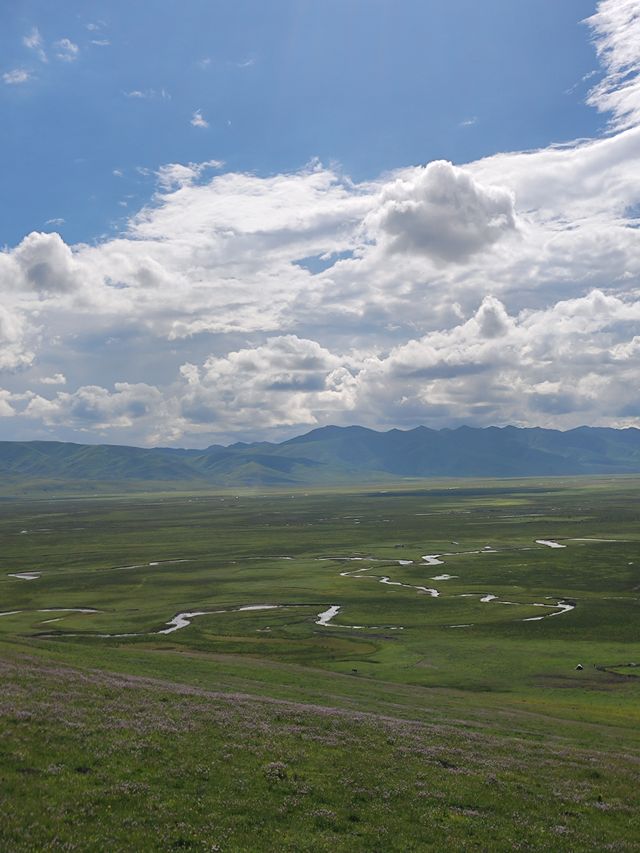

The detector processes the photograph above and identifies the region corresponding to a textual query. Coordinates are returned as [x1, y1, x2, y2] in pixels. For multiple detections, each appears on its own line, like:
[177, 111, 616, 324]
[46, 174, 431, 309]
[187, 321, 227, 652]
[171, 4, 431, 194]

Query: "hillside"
[1, 425, 640, 488]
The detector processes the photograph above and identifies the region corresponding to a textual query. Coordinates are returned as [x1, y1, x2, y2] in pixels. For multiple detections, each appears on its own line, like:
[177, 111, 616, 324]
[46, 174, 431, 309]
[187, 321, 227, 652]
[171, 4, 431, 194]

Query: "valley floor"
[1, 478, 639, 850]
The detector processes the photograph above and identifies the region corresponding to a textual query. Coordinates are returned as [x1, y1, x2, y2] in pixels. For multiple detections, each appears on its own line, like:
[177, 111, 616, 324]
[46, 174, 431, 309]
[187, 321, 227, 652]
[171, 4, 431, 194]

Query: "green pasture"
[1, 478, 639, 849]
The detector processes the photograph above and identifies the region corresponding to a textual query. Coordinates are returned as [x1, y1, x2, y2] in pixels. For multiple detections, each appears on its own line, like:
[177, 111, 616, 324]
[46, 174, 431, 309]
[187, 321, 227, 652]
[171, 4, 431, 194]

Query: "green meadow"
[1, 478, 639, 850]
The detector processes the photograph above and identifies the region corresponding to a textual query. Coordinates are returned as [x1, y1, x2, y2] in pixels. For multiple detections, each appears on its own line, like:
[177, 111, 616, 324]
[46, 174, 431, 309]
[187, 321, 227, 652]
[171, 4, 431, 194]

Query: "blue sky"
[2, 0, 600, 246]
[2, 0, 640, 446]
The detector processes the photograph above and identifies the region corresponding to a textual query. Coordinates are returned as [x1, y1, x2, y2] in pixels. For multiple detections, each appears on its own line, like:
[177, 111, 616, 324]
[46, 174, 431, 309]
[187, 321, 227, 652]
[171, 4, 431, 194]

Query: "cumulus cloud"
[39, 373, 66, 386]
[174, 336, 355, 433]
[10, 282, 640, 443]
[350, 290, 640, 430]
[0, 305, 33, 371]
[9, 232, 81, 293]
[23, 288, 639, 441]
[3, 127, 640, 441]
[366, 160, 517, 263]
[155, 160, 223, 190]
[25, 383, 165, 431]
[0, 391, 16, 418]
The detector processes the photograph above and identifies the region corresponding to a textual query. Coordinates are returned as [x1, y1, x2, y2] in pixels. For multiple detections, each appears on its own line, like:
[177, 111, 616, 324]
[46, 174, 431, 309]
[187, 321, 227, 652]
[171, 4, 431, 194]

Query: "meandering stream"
[5, 536, 581, 637]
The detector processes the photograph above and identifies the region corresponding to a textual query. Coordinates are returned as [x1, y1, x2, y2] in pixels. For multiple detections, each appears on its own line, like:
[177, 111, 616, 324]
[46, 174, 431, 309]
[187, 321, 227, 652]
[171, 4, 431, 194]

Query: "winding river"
[4, 536, 580, 637]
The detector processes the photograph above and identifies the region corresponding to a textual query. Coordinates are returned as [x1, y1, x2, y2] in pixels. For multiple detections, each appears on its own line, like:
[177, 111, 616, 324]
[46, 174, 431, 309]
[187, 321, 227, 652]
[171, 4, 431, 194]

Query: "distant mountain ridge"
[2, 425, 640, 489]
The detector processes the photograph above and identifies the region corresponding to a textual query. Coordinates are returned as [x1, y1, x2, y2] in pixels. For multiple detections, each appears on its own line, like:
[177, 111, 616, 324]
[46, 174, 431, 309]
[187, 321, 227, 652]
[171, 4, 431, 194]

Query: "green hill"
[1, 425, 640, 490]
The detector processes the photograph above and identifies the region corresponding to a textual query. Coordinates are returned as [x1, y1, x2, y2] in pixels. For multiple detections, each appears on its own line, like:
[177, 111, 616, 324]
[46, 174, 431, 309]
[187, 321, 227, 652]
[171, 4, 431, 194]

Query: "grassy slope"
[1, 478, 639, 850]
[2, 655, 639, 852]
[3, 425, 640, 491]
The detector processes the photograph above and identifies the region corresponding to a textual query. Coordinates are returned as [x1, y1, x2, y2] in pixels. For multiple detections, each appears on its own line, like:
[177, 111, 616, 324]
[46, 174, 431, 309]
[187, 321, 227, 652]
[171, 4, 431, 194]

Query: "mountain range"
[2, 425, 640, 490]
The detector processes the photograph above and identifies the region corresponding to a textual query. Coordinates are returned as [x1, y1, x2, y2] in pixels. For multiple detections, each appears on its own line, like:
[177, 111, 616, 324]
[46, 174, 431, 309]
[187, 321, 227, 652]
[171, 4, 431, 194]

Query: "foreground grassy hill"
[2, 654, 639, 852]
[1, 477, 639, 850]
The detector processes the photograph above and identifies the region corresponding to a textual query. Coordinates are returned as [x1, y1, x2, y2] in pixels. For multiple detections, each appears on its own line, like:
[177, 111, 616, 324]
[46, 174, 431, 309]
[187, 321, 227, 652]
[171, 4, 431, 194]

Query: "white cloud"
[174, 336, 352, 432]
[0, 391, 16, 418]
[40, 373, 66, 386]
[352, 290, 640, 429]
[155, 160, 224, 190]
[365, 160, 517, 263]
[0, 305, 33, 372]
[23, 27, 47, 63]
[54, 38, 79, 63]
[9, 231, 81, 293]
[25, 383, 165, 431]
[3, 69, 32, 85]
[45, 218, 65, 227]
[124, 88, 170, 100]
[91, 39, 110, 47]
[3, 116, 640, 441]
[26, 285, 639, 441]
[2, 0, 640, 444]
[190, 110, 209, 128]
[565, 69, 599, 96]
[585, 0, 640, 130]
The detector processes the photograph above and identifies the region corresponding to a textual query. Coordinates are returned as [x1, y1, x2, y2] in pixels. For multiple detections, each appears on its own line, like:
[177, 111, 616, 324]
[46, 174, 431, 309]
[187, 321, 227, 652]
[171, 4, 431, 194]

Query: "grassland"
[1, 477, 639, 850]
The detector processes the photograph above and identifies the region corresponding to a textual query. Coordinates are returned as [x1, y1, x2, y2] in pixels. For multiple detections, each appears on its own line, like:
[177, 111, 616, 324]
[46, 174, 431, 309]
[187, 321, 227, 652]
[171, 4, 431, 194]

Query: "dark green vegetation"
[3, 424, 640, 490]
[1, 478, 639, 850]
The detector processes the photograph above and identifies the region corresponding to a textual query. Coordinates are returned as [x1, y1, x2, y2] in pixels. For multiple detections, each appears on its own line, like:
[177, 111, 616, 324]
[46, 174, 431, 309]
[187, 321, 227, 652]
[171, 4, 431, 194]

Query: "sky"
[1, 0, 640, 446]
